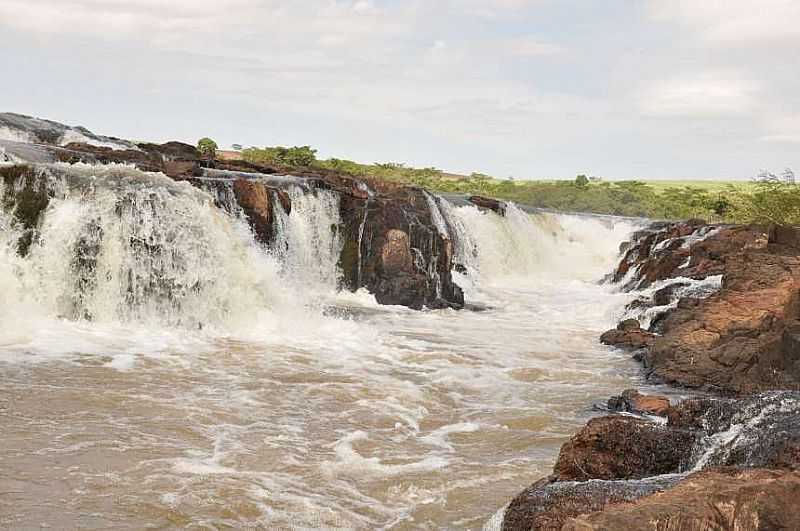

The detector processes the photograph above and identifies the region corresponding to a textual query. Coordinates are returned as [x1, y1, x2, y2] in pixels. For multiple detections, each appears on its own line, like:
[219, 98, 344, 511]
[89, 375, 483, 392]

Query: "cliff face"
[0, 113, 464, 310]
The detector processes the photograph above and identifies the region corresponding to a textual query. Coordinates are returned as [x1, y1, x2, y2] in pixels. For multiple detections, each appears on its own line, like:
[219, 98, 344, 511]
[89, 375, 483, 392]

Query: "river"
[1, 163, 672, 529]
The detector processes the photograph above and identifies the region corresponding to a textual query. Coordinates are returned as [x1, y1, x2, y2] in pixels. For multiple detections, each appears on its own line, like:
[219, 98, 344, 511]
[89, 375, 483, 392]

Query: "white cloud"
[648, 0, 800, 45]
[502, 36, 564, 57]
[639, 75, 759, 117]
[760, 114, 800, 144]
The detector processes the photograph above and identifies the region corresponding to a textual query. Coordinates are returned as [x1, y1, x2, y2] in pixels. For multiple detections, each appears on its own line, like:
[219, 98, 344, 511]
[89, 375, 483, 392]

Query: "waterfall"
[1, 163, 282, 329]
[271, 186, 344, 294]
[355, 182, 373, 288]
[434, 199, 636, 288]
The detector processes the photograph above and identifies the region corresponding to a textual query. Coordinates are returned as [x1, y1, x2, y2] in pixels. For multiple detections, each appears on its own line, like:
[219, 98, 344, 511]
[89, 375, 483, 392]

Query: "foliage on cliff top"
[241, 145, 797, 223]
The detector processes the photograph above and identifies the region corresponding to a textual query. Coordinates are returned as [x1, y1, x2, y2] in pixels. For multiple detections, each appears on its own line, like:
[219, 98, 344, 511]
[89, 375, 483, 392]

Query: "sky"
[1, 0, 798, 180]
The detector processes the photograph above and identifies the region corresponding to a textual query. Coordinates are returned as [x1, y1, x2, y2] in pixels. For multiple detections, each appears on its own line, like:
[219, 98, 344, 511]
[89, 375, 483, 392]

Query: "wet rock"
[652, 282, 690, 306]
[502, 475, 682, 531]
[610, 219, 800, 393]
[553, 416, 694, 481]
[468, 195, 506, 216]
[608, 389, 671, 417]
[0, 164, 52, 255]
[0, 112, 137, 149]
[644, 251, 800, 394]
[503, 392, 800, 530]
[600, 320, 656, 350]
[380, 229, 414, 275]
[563, 468, 800, 531]
[685, 391, 800, 470]
[230, 179, 291, 245]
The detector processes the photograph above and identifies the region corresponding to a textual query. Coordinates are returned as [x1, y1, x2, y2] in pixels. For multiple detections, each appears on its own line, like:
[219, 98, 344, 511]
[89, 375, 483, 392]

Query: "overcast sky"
[1, 0, 798, 180]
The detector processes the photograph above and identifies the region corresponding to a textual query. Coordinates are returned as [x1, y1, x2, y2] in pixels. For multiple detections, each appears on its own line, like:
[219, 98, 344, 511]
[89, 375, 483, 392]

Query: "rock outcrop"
[607, 220, 800, 394]
[503, 391, 800, 530]
[0, 113, 464, 310]
[599, 319, 656, 351]
[563, 468, 800, 531]
[468, 195, 507, 216]
[506, 220, 800, 530]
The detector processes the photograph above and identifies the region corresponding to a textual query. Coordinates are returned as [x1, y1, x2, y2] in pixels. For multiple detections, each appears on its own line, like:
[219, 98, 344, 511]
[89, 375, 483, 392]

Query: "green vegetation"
[242, 145, 318, 167]
[241, 145, 799, 223]
[197, 137, 218, 158]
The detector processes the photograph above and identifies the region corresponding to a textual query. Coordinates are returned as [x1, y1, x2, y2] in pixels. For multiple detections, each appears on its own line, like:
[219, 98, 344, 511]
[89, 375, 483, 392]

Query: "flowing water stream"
[1, 163, 672, 529]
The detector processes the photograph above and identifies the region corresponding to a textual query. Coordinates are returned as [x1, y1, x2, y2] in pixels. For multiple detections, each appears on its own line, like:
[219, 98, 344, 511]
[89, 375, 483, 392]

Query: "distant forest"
[234, 144, 798, 224]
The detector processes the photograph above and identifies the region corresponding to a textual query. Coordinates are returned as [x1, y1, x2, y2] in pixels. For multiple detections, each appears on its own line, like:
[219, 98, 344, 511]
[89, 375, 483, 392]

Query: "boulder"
[607, 389, 671, 417]
[600, 320, 656, 350]
[230, 179, 291, 245]
[552, 416, 694, 481]
[502, 475, 682, 531]
[563, 469, 800, 531]
[503, 392, 800, 530]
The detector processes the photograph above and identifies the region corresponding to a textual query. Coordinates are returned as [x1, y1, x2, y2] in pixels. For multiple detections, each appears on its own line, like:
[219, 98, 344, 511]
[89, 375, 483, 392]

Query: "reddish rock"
[563, 469, 800, 531]
[552, 416, 694, 481]
[608, 389, 671, 417]
[600, 320, 656, 350]
[230, 179, 291, 245]
[645, 251, 800, 394]
[502, 475, 680, 531]
[380, 229, 414, 275]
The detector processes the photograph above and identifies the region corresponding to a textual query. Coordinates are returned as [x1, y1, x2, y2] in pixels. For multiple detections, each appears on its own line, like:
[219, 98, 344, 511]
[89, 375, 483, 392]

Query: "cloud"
[639, 75, 759, 117]
[502, 36, 564, 57]
[648, 0, 800, 45]
[1, 1, 797, 179]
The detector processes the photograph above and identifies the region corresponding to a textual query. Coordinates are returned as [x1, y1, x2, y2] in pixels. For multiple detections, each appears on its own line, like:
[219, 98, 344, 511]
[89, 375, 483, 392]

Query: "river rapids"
[0, 162, 673, 529]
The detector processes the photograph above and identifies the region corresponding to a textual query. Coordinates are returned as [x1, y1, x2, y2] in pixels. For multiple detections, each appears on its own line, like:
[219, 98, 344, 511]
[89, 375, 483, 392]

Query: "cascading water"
[271, 186, 343, 294]
[0, 172, 672, 529]
[1, 163, 282, 330]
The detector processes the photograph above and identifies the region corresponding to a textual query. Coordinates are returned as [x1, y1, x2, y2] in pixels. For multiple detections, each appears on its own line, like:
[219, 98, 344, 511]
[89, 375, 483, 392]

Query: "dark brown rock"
[229, 179, 291, 245]
[468, 195, 506, 215]
[552, 416, 694, 481]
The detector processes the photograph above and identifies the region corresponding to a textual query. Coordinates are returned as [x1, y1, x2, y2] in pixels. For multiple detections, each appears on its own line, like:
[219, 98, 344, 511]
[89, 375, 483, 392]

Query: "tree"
[197, 137, 218, 159]
[575, 174, 589, 188]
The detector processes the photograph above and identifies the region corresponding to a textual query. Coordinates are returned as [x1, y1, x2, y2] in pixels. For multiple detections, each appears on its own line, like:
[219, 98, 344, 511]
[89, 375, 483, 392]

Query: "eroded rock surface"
[607, 220, 800, 394]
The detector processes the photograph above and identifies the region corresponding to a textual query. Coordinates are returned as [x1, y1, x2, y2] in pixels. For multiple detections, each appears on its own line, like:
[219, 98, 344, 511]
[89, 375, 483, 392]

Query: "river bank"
[500, 220, 800, 530]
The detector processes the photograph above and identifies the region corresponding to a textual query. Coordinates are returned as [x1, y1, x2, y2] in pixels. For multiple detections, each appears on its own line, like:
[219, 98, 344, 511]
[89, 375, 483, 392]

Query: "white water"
[0, 165, 663, 529]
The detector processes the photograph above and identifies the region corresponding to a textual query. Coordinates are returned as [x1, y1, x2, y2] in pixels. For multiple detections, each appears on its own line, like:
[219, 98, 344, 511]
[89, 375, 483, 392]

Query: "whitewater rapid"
[0, 163, 671, 529]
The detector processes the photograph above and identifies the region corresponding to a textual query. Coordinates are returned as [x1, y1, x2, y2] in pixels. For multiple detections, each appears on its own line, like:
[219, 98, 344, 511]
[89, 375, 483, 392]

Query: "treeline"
[237, 145, 799, 224]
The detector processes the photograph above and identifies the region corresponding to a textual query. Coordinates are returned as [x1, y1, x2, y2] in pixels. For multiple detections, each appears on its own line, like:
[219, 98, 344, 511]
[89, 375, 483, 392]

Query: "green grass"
[635, 180, 754, 193]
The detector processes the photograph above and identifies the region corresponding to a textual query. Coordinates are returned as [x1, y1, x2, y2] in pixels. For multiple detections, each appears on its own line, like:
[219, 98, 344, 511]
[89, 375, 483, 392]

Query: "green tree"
[575, 174, 589, 188]
[197, 137, 218, 159]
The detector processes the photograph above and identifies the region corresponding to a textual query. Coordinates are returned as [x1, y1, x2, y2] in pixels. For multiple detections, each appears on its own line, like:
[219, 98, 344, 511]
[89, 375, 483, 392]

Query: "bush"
[197, 137, 218, 158]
